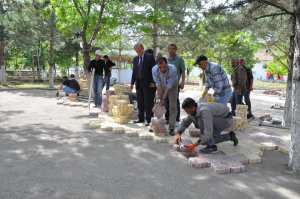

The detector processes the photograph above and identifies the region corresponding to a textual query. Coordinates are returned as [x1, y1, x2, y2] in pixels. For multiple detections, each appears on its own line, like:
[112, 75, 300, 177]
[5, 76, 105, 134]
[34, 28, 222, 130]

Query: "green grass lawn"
[0, 82, 60, 89]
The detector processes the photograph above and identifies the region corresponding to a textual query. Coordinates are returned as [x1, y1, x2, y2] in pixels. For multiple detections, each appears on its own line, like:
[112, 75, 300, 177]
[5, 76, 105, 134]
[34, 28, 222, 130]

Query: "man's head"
[231, 58, 239, 68]
[182, 98, 197, 116]
[145, 49, 154, 55]
[168, 44, 177, 57]
[103, 55, 109, 62]
[70, 74, 75, 78]
[95, 50, 102, 60]
[134, 43, 144, 56]
[194, 55, 208, 70]
[156, 52, 162, 61]
[157, 57, 168, 73]
[240, 59, 245, 66]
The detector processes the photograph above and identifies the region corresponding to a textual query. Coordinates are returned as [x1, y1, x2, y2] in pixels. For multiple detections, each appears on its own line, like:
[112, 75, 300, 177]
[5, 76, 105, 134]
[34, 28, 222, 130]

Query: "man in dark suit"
[131, 43, 156, 126]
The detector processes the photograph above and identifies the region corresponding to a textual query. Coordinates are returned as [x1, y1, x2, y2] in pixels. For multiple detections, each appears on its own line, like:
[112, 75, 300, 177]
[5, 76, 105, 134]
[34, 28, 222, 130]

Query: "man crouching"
[173, 98, 238, 154]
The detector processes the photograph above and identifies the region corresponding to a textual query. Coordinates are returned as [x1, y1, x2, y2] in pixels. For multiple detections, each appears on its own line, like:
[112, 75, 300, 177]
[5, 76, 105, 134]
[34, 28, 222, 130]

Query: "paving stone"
[125, 129, 139, 137]
[260, 142, 277, 151]
[57, 99, 65, 105]
[89, 110, 100, 117]
[153, 136, 168, 143]
[278, 145, 289, 154]
[139, 132, 154, 140]
[89, 119, 102, 129]
[189, 152, 247, 174]
[188, 128, 201, 137]
[82, 103, 89, 108]
[173, 139, 193, 152]
[63, 101, 71, 106]
[100, 125, 113, 131]
[113, 126, 125, 134]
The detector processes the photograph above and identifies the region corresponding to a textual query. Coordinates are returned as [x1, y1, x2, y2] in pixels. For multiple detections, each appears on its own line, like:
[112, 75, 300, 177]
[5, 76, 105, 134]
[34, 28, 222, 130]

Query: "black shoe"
[169, 129, 175, 136]
[229, 131, 239, 146]
[199, 145, 218, 154]
[149, 129, 153, 132]
[145, 122, 150, 126]
[66, 94, 69, 96]
[134, 119, 144, 123]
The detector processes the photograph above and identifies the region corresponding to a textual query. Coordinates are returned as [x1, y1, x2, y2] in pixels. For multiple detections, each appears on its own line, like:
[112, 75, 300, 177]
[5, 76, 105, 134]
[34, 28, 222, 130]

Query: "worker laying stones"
[152, 57, 178, 135]
[173, 98, 238, 154]
[56, 74, 80, 97]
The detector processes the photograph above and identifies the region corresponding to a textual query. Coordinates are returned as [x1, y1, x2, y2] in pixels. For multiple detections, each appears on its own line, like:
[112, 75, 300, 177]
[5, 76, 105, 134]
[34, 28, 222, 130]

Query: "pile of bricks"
[79, 79, 89, 97]
[113, 84, 132, 95]
[112, 100, 134, 124]
[234, 105, 248, 130]
[68, 93, 77, 101]
[150, 104, 167, 136]
[101, 90, 115, 112]
[108, 95, 129, 115]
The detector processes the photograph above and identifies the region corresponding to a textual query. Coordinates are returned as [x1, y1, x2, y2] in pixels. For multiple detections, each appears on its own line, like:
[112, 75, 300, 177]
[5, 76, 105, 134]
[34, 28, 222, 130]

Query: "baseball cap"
[194, 55, 208, 65]
[95, 50, 102, 55]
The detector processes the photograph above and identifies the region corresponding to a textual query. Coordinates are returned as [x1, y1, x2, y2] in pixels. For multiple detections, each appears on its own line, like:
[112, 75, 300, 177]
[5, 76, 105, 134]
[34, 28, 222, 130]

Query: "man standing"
[173, 98, 238, 154]
[230, 58, 247, 116]
[152, 57, 178, 135]
[103, 55, 115, 91]
[56, 74, 80, 97]
[88, 50, 106, 108]
[166, 44, 185, 126]
[131, 43, 156, 126]
[194, 55, 232, 105]
[240, 59, 254, 119]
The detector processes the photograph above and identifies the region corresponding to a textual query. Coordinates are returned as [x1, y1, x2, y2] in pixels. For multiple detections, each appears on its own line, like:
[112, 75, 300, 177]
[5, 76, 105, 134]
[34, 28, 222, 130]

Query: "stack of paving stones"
[68, 93, 78, 101]
[150, 104, 167, 136]
[79, 79, 89, 96]
[113, 84, 132, 95]
[234, 105, 248, 130]
[108, 95, 129, 115]
[112, 100, 134, 124]
[101, 90, 115, 112]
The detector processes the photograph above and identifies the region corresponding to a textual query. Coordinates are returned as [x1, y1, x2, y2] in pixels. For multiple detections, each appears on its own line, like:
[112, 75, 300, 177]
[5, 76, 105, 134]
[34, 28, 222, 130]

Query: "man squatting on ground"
[194, 55, 232, 105]
[152, 57, 178, 136]
[173, 98, 238, 154]
[56, 74, 80, 97]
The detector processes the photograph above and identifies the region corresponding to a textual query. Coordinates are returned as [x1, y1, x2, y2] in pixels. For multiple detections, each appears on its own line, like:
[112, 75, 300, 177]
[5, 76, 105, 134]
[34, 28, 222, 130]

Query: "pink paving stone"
[189, 152, 247, 174]
[189, 128, 201, 137]
[152, 104, 166, 119]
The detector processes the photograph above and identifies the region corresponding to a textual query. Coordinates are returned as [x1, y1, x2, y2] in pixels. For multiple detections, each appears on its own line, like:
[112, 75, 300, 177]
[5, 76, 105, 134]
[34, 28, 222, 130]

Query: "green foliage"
[266, 60, 288, 77]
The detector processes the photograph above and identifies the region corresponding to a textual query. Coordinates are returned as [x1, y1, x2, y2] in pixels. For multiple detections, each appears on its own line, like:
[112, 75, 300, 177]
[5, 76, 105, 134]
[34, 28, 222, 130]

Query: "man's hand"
[173, 133, 181, 144]
[236, 88, 241, 95]
[130, 84, 134, 90]
[56, 92, 59, 97]
[149, 83, 156, 88]
[186, 143, 198, 153]
[249, 85, 253, 92]
[201, 90, 208, 98]
[179, 82, 184, 90]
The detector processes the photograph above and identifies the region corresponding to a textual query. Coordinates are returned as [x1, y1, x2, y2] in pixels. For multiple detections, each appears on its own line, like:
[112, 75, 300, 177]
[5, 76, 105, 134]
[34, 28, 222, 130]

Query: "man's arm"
[56, 84, 63, 96]
[131, 58, 137, 88]
[176, 116, 193, 135]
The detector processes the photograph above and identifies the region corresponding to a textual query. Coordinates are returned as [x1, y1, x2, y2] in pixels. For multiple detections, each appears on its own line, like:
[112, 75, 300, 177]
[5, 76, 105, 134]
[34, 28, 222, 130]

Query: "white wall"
[252, 63, 267, 81]
[111, 68, 132, 84]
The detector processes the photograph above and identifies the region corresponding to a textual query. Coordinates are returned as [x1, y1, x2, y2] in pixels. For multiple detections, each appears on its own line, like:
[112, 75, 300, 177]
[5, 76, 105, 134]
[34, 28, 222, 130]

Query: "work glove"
[173, 133, 181, 144]
[186, 143, 198, 153]
[201, 90, 208, 98]
[208, 96, 215, 103]
[56, 92, 59, 97]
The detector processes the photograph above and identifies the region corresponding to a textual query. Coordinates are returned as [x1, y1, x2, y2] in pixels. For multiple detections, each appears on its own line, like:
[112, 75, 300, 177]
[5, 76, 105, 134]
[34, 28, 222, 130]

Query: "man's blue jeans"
[214, 87, 232, 105]
[93, 76, 104, 107]
[62, 86, 75, 94]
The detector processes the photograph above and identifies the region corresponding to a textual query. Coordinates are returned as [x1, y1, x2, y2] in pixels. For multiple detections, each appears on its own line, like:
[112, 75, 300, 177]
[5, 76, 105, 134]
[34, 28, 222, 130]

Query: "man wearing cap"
[88, 50, 106, 108]
[195, 55, 232, 105]
[131, 43, 156, 126]
[166, 44, 185, 126]
[103, 55, 116, 91]
[152, 57, 178, 135]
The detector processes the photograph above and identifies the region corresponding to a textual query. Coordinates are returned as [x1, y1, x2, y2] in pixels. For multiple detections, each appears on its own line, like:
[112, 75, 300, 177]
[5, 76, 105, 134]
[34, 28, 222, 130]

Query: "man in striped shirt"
[194, 55, 232, 105]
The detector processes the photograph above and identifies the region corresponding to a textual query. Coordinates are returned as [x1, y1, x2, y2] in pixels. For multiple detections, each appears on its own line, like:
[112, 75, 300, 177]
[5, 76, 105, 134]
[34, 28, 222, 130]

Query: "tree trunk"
[152, 0, 158, 55]
[283, 15, 296, 128]
[289, 2, 300, 173]
[48, 10, 55, 88]
[0, 25, 7, 85]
